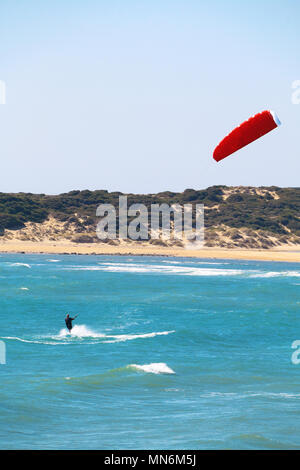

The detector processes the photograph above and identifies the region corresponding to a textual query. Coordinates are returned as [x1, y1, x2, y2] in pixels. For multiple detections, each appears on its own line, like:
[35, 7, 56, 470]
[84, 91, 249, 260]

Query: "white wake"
[57, 325, 175, 343]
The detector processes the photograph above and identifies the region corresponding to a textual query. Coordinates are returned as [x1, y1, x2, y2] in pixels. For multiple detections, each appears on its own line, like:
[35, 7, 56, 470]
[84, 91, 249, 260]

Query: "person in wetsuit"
[65, 314, 78, 332]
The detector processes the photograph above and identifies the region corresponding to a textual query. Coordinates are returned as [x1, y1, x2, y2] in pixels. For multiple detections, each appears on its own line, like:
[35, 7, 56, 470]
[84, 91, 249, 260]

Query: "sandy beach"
[0, 240, 300, 262]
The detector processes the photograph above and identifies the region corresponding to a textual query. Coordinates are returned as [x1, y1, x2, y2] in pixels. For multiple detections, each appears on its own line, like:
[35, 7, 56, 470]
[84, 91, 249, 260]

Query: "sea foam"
[129, 363, 175, 374]
[9, 263, 31, 268]
[63, 263, 244, 277]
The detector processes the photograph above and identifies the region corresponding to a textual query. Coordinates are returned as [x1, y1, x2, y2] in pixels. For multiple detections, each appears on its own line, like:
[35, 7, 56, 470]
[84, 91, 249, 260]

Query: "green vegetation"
[0, 186, 299, 239]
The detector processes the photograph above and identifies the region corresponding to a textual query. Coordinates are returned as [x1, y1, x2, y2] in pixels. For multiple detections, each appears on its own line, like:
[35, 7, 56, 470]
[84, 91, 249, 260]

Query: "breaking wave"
[250, 271, 300, 278]
[8, 262, 31, 268]
[128, 363, 175, 374]
[63, 263, 244, 277]
[61, 262, 300, 279]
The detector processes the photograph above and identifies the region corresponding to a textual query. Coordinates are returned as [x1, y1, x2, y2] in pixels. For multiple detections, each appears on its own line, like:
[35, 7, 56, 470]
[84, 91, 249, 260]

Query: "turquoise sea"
[1, 253, 300, 449]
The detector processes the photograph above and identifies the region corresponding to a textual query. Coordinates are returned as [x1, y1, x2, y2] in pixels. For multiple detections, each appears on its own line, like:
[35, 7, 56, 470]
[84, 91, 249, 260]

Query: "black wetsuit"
[65, 317, 75, 331]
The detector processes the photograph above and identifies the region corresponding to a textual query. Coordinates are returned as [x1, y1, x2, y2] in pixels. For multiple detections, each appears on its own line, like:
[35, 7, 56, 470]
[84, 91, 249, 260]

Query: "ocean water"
[1, 253, 300, 450]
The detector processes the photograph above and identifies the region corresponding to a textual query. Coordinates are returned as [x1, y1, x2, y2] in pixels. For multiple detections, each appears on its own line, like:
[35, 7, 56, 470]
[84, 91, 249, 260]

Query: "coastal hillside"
[0, 186, 299, 249]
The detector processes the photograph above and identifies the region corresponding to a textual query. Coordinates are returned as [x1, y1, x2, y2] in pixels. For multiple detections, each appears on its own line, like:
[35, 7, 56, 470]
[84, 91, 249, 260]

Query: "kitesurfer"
[65, 314, 78, 332]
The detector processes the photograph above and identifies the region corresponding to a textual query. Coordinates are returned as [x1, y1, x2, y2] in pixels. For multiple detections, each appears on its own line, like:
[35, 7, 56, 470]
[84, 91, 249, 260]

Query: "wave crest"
[129, 363, 175, 374]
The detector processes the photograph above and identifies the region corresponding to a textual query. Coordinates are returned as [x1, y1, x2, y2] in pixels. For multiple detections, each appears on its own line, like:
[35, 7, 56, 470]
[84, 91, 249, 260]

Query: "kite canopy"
[213, 110, 281, 162]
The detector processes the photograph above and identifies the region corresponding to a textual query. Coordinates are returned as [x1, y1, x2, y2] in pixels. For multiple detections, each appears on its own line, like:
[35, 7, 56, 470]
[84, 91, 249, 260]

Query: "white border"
[270, 110, 281, 127]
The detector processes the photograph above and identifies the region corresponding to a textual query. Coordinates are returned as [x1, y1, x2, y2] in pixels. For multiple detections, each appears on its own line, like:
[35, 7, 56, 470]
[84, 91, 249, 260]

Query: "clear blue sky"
[0, 0, 299, 194]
